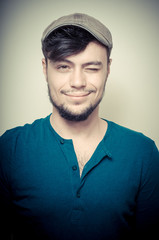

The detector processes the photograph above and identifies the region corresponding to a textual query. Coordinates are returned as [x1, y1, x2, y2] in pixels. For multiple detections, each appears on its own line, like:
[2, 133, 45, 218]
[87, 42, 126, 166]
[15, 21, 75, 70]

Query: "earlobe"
[42, 58, 47, 79]
[108, 59, 112, 75]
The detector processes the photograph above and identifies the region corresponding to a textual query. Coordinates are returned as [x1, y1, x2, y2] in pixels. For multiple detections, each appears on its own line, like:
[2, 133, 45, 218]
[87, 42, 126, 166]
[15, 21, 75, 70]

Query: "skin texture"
[42, 41, 111, 123]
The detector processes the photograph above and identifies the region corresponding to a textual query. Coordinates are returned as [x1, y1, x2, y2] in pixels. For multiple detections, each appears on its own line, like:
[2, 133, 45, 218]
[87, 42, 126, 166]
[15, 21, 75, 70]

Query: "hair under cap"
[42, 13, 113, 53]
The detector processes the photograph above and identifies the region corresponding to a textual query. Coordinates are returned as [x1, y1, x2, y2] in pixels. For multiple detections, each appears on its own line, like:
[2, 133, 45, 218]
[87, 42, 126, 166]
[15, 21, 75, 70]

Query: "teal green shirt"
[0, 115, 159, 239]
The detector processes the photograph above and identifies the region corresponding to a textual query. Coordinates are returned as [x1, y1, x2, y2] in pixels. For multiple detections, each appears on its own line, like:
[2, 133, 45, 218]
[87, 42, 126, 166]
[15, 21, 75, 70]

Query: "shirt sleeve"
[0, 131, 14, 239]
[135, 141, 159, 239]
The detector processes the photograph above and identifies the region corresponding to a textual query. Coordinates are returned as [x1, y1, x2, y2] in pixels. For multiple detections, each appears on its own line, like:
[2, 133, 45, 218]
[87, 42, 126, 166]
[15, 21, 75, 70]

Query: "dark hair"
[42, 26, 109, 63]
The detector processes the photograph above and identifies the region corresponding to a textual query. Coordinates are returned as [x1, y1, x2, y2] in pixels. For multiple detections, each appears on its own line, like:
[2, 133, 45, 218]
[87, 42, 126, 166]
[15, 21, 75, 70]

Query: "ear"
[42, 58, 47, 80]
[107, 58, 112, 75]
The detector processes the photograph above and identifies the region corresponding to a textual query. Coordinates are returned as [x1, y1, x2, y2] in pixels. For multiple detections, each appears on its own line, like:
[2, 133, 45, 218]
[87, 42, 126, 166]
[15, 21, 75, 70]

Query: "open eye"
[57, 65, 69, 69]
[59, 65, 68, 69]
[56, 64, 71, 72]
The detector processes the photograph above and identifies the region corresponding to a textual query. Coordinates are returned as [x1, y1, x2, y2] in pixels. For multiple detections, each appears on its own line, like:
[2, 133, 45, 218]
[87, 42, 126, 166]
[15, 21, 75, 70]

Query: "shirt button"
[72, 165, 77, 171]
[60, 139, 64, 144]
[76, 192, 80, 198]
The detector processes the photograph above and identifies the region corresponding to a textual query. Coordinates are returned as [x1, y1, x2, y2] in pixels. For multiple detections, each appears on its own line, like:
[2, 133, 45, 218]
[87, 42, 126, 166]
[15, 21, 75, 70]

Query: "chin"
[58, 106, 94, 122]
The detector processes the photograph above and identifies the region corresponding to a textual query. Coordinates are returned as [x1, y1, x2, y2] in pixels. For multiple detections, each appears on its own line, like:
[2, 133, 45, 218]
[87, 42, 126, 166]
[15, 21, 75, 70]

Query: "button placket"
[76, 191, 81, 198]
[59, 139, 81, 198]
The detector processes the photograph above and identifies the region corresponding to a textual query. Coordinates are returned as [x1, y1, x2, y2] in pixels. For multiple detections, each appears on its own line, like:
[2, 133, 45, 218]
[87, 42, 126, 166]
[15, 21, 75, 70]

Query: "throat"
[71, 119, 108, 177]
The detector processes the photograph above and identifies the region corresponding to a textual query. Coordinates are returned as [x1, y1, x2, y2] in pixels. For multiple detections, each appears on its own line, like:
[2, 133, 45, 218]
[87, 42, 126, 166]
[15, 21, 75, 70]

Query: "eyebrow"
[82, 61, 103, 68]
[54, 59, 103, 67]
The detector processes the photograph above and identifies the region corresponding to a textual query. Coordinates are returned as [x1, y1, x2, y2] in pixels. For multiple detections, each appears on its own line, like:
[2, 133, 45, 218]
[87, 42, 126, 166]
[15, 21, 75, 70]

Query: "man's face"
[42, 41, 111, 121]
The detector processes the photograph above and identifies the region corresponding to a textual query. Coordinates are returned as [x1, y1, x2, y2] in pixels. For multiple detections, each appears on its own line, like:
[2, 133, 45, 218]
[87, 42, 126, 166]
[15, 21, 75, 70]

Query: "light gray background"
[0, 0, 159, 147]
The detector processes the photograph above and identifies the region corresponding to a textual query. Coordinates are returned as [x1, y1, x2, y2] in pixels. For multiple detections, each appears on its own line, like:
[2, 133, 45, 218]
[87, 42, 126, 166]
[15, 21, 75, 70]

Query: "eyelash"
[57, 65, 70, 69]
[86, 68, 99, 72]
[56, 65, 100, 72]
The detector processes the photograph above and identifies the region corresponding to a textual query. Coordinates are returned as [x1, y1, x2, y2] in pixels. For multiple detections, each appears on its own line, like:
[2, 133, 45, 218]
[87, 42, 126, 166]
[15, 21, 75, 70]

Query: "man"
[0, 13, 159, 240]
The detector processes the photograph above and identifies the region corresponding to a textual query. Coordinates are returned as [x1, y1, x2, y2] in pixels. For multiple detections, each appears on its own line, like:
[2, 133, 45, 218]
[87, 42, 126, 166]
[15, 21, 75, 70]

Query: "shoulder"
[105, 120, 159, 188]
[106, 120, 158, 159]
[109, 120, 156, 145]
[0, 115, 50, 154]
[1, 115, 49, 140]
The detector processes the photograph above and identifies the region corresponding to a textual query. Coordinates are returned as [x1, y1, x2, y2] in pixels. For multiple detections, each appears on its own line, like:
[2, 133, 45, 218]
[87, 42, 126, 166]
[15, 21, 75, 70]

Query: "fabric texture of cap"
[41, 13, 113, 52]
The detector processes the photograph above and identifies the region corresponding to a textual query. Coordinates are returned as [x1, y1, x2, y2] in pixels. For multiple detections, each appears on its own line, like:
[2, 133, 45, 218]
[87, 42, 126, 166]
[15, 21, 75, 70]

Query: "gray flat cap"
[42, 13, 113, 52]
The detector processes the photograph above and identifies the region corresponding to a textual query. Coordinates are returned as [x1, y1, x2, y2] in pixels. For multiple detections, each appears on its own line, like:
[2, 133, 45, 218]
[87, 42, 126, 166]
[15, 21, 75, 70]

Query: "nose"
[69, 68, 86, 89]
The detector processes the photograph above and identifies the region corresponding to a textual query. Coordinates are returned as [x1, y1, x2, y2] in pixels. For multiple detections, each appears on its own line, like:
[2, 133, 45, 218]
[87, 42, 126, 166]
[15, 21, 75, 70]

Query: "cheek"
[94, 78, 107, 100]
[91, 74, 107, 92]
[47, 75, 61, 93]
[47, 71, 69, 92]
[47, 78, 59, 98]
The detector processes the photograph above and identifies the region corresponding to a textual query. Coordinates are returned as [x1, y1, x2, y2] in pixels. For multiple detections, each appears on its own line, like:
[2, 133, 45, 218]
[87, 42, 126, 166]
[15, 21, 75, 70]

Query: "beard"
[47, 85, 105, 122]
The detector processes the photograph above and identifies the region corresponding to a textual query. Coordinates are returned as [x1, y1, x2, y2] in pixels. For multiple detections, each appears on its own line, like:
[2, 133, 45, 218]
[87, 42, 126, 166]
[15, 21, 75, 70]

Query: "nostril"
[70, 81, 86, 88]
[70, 76, 86, 88]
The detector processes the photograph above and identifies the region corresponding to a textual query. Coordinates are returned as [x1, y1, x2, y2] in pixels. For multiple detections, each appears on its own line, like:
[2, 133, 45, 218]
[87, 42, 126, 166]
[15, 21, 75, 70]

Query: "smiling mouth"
[61, 90, 95, 97]
[65, 93, 90, 97]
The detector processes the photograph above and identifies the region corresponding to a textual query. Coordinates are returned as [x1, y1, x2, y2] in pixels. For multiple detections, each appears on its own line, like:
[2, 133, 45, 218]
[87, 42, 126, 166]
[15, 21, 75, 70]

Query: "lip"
[65, 93, 90, 97]
[63, 91, 92, 98]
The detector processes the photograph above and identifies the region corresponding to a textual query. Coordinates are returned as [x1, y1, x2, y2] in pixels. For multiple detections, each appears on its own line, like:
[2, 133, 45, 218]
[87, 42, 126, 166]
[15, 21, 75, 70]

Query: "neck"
[50, 107, 107, 140]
